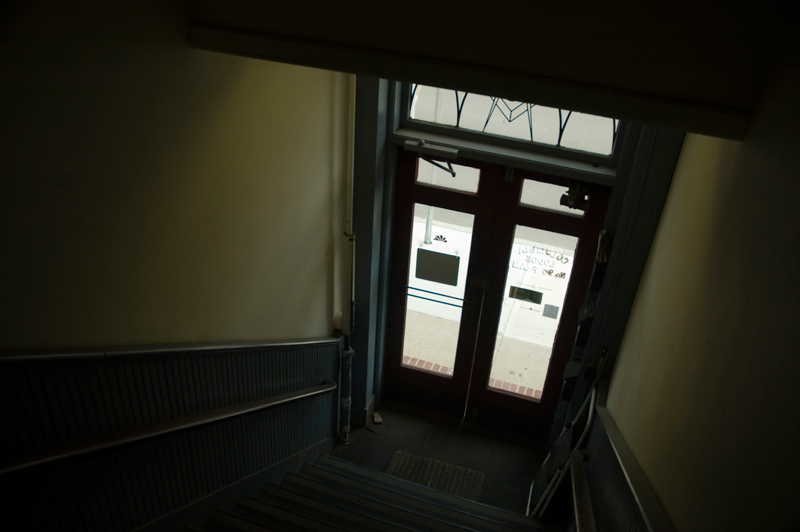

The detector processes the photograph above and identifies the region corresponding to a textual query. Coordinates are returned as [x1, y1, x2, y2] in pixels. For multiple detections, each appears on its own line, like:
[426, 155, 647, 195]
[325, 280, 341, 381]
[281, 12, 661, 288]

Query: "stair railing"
[0, 377, 337, 476]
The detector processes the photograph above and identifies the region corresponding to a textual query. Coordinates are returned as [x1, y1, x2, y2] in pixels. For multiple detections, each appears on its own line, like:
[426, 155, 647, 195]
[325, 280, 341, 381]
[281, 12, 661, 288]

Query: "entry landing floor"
[329, 406, 547, 513]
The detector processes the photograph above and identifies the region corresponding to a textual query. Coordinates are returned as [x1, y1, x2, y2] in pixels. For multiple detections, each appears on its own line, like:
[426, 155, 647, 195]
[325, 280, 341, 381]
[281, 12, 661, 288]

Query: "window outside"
[409, 84, 619, 156]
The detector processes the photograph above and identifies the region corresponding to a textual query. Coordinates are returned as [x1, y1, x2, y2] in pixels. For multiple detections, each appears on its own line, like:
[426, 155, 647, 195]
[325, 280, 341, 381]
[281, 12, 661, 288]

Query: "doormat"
[385, 450, 485, 501]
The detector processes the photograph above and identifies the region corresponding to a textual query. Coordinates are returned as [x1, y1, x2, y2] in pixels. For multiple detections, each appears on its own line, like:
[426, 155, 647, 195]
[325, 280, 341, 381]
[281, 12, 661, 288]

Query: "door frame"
[351, 78, 685, 441]
[382, 152, 504, 419]
[382, 150, 610, 434]
[467, 163, 609, 431]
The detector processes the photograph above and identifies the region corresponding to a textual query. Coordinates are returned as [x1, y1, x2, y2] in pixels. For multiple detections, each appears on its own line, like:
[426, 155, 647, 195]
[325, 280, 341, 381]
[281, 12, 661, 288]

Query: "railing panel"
[0, 339, 342, 532]
[0, 341, 341, 459]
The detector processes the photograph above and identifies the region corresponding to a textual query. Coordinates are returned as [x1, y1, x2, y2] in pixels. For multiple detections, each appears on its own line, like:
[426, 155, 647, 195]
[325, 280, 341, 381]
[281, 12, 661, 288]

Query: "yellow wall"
[606, 71, 800, 531]
[0, 2, 351, 350]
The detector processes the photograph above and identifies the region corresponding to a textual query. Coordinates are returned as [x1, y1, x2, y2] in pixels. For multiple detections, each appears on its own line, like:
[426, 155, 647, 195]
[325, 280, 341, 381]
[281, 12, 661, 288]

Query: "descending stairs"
[197, 455, 560, 532]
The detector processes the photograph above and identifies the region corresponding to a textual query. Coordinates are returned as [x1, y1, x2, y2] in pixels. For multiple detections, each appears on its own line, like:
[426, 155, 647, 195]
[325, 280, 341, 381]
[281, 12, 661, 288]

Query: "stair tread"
[256, 488, 415, 532]
[204, 510, 277, 532]
[317, 455, 529, 524]
[280, 472, 478, 532]
[317, 455, 540, 528]
[204, 453, 563, 532]
[234, 497, 350, 532]
[293, 465, 551, 532]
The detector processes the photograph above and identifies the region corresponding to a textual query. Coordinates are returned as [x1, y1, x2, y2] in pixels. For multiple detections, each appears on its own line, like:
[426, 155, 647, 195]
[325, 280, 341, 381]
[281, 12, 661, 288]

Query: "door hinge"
[578, 303, 596, 322]
[505, 167, 514, 182]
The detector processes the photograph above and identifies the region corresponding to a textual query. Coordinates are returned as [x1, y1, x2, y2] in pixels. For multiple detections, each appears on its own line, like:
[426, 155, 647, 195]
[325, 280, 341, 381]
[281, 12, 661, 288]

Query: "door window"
[383, 151, 607, 433]
[402, 204, 475, 377]
[415, 158, 480, 194]
[519, 179, 585, 217]
[488, 226, 578, 400]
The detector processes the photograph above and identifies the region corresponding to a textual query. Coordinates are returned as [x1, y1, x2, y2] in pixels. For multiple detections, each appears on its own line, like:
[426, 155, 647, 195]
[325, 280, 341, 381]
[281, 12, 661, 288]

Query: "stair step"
[295, 465, 536, 532]
[258, 486, 414, 532]
[202, 453, 563, 532]
[280, 472, 465, 532]
[234, 496, 347, 532]
[316, 455, 545, 530]
[204, 510, 276, 532]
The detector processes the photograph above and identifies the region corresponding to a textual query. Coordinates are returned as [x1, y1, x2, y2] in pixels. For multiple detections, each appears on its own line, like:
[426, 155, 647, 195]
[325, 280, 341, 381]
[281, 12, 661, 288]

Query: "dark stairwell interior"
[196, 453, 559, 532]
[2, 336, 590, 532]
[3, 3, 799, 532]
[329, 405, 548, 514]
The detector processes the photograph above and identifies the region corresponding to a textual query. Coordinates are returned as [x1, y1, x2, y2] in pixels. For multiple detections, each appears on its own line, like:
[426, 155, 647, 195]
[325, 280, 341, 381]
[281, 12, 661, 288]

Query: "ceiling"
[191, 1, 789, 139]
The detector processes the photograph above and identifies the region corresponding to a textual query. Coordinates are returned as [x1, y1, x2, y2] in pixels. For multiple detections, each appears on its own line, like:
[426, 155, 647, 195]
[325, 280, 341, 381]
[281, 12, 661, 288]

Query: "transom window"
[408, 84, 620, 157]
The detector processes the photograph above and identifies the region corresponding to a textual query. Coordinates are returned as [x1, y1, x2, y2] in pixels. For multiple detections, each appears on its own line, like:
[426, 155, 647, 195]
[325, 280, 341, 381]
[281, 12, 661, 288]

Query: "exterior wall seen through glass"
[402, 204, 475, 377]
[489, 226, 578, 399]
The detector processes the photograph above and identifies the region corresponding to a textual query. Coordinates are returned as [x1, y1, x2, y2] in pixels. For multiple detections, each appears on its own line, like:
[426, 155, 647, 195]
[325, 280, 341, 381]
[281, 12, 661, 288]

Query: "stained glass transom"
[409, 84, 620, 156]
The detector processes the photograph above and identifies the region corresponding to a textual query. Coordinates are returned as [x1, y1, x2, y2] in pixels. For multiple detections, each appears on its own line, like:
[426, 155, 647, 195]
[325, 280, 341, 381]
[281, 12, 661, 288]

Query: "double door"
[383, 151, 607, 435]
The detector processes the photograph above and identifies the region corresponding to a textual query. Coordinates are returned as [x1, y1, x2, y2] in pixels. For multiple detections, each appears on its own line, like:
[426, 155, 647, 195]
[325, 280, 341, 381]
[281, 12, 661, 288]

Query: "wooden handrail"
[0, 378, 337, 476]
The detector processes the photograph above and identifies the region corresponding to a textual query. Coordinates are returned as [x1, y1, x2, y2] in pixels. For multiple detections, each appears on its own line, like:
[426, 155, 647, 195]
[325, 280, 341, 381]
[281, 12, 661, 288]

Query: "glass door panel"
[488, 225, 578, 400]
[519, 179, 584, 217]
[385, 150, 608, 435]
[402, 203, 475, 377]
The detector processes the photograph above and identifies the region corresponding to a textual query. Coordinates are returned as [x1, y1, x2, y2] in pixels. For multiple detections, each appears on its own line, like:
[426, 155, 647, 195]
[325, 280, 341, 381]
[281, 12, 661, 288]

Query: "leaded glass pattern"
[409, 84, 620, 156]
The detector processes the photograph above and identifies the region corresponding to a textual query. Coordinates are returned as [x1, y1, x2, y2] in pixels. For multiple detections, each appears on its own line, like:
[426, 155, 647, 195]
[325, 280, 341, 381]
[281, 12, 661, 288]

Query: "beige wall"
[0, 2, 351, 350]
[606, 71, 800, 531]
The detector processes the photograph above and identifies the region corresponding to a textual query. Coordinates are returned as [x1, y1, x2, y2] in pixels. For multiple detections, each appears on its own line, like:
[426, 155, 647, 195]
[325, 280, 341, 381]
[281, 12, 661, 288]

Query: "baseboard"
[134, 436, 337, 532]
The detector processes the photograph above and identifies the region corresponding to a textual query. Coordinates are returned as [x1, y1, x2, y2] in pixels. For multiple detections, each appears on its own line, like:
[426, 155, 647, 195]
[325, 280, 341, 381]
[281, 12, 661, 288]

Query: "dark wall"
[191, 0, 790, 138]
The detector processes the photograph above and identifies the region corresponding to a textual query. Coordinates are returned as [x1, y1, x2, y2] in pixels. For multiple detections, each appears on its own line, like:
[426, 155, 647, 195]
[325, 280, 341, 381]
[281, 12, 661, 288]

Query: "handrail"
[596, 406, 677, 532]
[0, 336, 342, 363]
[570, 450, 597, 532]
[0, 378, 337, 476]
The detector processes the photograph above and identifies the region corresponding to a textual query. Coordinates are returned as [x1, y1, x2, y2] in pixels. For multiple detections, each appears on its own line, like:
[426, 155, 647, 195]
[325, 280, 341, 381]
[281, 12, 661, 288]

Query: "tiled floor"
[401, 356, 544, 400]
[401, 309, 551, 402]
[329, 405, 546, 513]
[488, 378, 543, 400]
[402, 355, 454, 377]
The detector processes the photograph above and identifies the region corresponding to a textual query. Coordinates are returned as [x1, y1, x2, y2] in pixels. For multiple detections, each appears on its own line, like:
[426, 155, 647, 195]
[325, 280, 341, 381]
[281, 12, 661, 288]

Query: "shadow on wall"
[606, 68, 800, 532]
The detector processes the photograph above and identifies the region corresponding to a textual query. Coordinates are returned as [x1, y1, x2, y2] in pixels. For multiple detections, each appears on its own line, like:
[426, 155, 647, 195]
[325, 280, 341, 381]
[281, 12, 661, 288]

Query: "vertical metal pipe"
[339, 348, 354, 443]
[424, 205, 434, 244]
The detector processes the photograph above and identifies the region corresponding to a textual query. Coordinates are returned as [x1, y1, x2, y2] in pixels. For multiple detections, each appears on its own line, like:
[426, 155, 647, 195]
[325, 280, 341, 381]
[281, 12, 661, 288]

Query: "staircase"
[196, 455, 560, 532]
